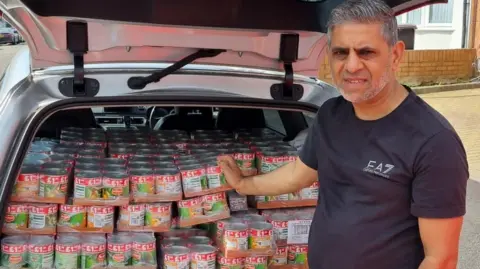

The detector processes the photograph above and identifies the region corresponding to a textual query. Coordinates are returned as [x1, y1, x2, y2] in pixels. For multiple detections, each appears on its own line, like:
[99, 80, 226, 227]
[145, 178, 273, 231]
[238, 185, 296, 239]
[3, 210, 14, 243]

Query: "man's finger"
[219, 161, 232, 173]
[218, 156, 237, 168]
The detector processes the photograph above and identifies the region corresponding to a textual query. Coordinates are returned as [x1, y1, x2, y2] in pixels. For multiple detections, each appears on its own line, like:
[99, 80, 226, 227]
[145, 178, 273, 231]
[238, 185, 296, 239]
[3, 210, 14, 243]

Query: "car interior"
[35, 106, 310, 143]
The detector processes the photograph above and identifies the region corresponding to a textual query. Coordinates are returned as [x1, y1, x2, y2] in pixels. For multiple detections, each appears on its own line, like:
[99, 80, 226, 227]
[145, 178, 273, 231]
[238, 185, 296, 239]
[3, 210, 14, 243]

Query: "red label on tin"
[18, 173, 39, 182]
[40, 175, 68, 184]
[181, 168, 205, 178]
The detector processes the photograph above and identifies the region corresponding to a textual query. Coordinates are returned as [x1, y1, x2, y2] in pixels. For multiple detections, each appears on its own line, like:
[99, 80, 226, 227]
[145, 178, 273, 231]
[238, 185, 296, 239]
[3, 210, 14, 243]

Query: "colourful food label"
[29, 204, 58, 229]
[1, 243, 27, 267]
[299, 181, 319, 199]
[181, 168, 208, 193]
[130, 175, 155, 195]
[102, 177, 129, 199]
[81, 244, 106, 269]
[271, 219, 289, 242]
[59, 205, 86, 228]
[87, 206, 114, 229]
[107, 241, 132, 267]
[218, 255, 245, 269]
[288, 192, 301, 200]
[203, 192, 228, 216]
[191, 251, 216, 269]
[14, 173, 39, 197]
[164, 252, 189, 269]
[224, 228, 248, 251]
[255, 196, 267, 202]
[234, 152, 255, 169]
[4, 204, 28, 229]
[266, 194, 289, 202]
[248, 227, 273, 250]
[287, 245, 308, 265]
[178, 197, 204, 219]
[55, 243, 81, 269]
[39, 174, 68, 198]
[245, 256, 268, 269]
[145, 203, 171, 227]
[155, 174, 182, 195]
[206, 165, 227, 189]
[28, 242, 54, 269]
[74, 177, 102, 199]
[120, 205, 145, 227]
[132, 241, 156, 265]
[272, 246, 288, 265]
[259, 155, 287, 173]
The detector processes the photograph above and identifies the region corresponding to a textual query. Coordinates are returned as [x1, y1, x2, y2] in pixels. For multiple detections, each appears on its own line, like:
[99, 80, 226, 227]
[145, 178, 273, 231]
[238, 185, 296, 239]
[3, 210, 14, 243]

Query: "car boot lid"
[0, 0, 443, 76]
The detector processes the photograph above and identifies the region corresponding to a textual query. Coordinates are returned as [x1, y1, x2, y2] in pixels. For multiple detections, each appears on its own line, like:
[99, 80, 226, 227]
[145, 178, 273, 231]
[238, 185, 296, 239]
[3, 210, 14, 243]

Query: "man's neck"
[352, 81, 409, 121]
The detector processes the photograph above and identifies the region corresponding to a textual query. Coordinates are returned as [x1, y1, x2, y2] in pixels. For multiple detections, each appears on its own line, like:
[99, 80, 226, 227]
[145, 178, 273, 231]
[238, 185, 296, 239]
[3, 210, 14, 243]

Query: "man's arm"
[411, 129, 469, 269]
[220, 156, 318, 196]
[418, 217, 463, 269]
[219, 111, 321, 196]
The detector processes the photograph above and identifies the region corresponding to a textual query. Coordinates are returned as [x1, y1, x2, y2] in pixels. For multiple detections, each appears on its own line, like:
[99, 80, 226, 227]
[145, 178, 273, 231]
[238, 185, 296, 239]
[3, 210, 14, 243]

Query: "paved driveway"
[0, 44, 25, 74]
[420, 90, 480, 182]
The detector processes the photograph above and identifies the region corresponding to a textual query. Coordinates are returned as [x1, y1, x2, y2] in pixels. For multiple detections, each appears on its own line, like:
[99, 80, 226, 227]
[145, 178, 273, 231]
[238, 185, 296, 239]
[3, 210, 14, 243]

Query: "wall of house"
[397, 0, 467, 50]
[317, 49, 476, 86]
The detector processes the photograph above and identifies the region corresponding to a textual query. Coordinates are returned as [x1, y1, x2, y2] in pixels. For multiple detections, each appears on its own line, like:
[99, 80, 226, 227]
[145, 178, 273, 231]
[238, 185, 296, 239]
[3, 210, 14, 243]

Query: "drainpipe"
[463, 0, 471, 48]
[469, 0, 478, 49]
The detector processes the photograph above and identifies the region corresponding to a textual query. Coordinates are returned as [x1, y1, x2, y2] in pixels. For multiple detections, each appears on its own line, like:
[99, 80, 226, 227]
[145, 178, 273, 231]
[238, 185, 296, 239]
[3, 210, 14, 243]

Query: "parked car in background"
[0, 26, 20, 45]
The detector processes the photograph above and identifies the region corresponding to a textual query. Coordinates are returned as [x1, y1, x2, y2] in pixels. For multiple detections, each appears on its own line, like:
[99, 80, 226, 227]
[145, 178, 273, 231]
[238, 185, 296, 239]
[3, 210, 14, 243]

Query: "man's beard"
[334, 67, 391, 104]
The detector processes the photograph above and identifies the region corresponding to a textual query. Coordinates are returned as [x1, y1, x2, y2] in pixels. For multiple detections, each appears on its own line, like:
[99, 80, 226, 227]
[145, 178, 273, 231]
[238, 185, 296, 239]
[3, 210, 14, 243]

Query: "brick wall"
[318, 49, 477, 86]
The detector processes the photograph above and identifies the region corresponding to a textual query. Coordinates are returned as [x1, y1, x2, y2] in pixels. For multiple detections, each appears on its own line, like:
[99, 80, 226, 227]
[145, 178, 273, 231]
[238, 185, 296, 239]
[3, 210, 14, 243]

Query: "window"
[263, 109, 286, 135]
[429, 2, 454, 24]
[406, 9, 422, 25]
[396, 1, 455, 27]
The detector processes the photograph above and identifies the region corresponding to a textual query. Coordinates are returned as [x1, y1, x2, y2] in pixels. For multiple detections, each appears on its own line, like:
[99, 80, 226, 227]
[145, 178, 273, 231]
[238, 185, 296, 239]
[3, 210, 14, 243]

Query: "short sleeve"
[298, 112, 320, 170]
[411, 129, 469, 218]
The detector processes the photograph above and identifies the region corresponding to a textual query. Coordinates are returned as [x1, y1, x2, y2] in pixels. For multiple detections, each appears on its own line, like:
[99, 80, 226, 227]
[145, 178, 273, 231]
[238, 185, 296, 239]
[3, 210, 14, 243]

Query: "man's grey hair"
[326, 0, 399, 47]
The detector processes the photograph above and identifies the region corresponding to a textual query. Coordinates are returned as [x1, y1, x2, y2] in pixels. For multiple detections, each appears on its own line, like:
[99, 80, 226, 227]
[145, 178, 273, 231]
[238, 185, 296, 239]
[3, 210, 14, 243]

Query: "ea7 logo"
[363, 160, 394, 179]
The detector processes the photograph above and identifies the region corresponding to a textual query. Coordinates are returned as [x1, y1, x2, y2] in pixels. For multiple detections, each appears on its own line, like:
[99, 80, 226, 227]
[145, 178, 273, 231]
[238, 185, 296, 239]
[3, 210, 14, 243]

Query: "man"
[218, 0, 469, 268]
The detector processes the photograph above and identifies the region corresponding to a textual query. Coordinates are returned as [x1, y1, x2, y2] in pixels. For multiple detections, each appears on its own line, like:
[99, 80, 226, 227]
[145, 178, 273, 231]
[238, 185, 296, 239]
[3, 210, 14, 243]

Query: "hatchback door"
[0, 0, 444, 74]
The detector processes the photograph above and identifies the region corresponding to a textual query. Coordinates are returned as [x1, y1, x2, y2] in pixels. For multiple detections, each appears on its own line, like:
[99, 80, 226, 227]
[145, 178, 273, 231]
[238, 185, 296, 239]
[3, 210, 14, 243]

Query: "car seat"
[216, 108, 266, 131]
[155, 107, 215, 131]
[36, 108, 98, 138]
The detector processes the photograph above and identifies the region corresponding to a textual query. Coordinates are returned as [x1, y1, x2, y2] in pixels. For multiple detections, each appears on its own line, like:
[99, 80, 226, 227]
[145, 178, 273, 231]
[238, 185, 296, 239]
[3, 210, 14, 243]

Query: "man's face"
[328, 23, 403, 104]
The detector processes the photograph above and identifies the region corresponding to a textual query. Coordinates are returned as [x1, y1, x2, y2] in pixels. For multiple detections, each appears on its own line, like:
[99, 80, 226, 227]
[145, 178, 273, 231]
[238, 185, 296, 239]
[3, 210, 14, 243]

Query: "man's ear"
[392, 40, 406, 71]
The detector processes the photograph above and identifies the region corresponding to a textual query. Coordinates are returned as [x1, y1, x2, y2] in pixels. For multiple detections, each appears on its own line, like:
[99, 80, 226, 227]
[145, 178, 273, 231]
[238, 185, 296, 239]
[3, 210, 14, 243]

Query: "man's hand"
[218, 155, 318, 196]
[418, 216, 463, 269]
[218, 155, 245, 190]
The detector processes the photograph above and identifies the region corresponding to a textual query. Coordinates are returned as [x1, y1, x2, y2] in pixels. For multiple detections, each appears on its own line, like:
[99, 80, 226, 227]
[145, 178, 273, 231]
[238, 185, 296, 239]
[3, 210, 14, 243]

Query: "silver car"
[0, 0, 433, 266]
[0, 27, 20, 44]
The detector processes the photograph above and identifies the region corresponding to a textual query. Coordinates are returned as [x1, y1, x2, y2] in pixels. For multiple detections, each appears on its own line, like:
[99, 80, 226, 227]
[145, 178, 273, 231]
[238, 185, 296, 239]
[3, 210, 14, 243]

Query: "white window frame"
[396, 4, 454, 30]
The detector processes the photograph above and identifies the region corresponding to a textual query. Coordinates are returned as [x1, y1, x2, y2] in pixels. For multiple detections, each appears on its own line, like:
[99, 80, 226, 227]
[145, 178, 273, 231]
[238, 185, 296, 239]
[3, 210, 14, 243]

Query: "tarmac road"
[0, 44, 479, 268]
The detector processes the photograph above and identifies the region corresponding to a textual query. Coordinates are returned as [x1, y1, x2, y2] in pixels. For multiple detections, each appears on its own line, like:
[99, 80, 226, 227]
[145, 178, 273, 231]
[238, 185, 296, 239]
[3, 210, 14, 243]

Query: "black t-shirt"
[299, 86, 469, 269]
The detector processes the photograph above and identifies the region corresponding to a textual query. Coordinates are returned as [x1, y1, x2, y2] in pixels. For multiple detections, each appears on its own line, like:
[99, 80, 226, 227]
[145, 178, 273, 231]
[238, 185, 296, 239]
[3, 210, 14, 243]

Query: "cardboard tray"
[270, 265, 308, 269]
[183, 185, 233, 198]
[117, 223, 170, 233]
[178, 210, 230, 228]
[56, 225, 113, 233]
[218, 246, 275, 259]
[72, 197, 129, 206]
[130, 193, 182, 203]
[251, 199, 317, 209]
[2, 226, 56, 235]
[10, 195, 67, 204]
